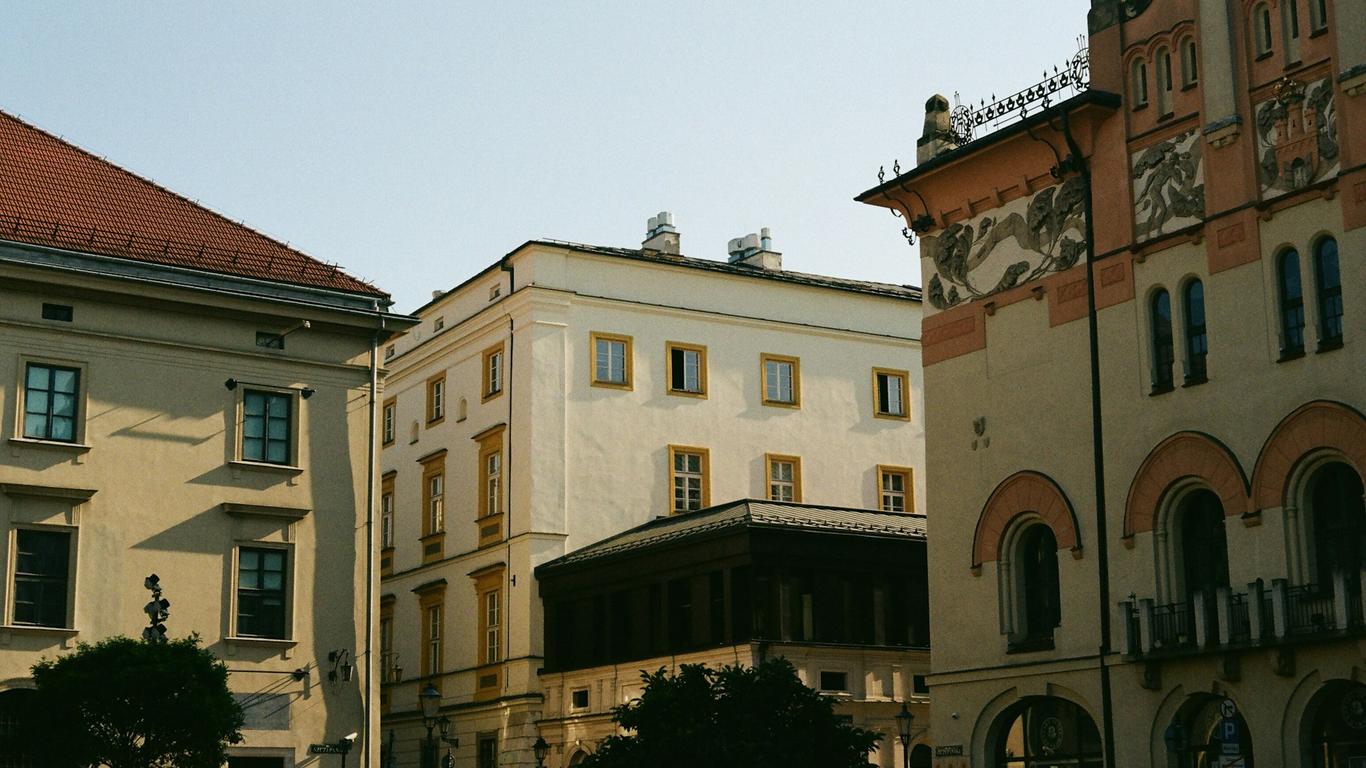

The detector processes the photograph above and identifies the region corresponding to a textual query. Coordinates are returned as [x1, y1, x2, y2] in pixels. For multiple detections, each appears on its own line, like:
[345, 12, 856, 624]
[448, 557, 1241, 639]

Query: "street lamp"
[420, 685, 444, 768]
[533, 736, 550, 768]
[896, 703, 914, 768]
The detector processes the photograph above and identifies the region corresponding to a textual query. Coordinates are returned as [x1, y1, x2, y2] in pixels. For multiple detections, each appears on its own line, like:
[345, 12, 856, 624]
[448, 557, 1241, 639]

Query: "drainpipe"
[498, 258, 516, 677]
[364, 306, 385, 767]
[1058, 107, 1117, 768]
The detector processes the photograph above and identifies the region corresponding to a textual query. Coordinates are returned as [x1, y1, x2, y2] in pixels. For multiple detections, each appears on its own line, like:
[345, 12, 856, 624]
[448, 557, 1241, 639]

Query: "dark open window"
[242, 390, 292, 464]
[12, 529, 70, 627]
[41, 303, 72, 322]
[1311, 463, 1366, 592]
[1278, 249, 1306, 356]
[1178, 490, 1230, 602]
[1315, 237, 1343, 349]
[667, 578, 692, 650]
[23, 363, 79, 442]
[237, 547, 287, 638]
[1183, 280, 1208, 383]
[1151, 289, 1175, 392]
[1020, 525, 1061, 642]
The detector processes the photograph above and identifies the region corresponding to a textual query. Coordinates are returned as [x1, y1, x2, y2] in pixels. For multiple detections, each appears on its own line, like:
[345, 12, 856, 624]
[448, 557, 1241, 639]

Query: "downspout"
[498, 258, 516, 677]
[364, 305, 385, 768]
[1058, 108, 1117, 768]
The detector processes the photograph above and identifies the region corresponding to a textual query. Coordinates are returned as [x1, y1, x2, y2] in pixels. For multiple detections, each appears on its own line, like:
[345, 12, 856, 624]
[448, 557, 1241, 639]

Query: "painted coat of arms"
[920, 177, 1087, 311]
[1255, 75, 1338, 198]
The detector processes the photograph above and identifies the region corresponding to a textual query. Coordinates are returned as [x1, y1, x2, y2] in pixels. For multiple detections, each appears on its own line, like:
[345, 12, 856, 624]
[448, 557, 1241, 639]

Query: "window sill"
[226, 636, 297, 649]
[1, 624, 78, 637]
[1309, 26, 1328, 38]
[480, 390, 503, 404]
[590, 380, 633, 391]
[1277, 348, 1305, 362]
[1132, 102, 1149, 112]
[1255, 51, 1273, 62]
[1180, 82, 1198, 92]
[228, 460, 303, 476]
[1181, 375, 1208, 388]
[1157, 110, 1175, 122]
[1006, 637, 1055, 654]
[1149, 383, 1174, 397]
[8, 437, 91, 453]
[874, 411, 911, 422]
[1316, 338, 1343, 353]
[666, 388, 708, 399]
[761, 400, 801, 410]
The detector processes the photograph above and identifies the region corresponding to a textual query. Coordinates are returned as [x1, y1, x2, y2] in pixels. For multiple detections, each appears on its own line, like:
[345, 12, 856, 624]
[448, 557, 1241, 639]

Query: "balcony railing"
[1121, 570, 1366, 659]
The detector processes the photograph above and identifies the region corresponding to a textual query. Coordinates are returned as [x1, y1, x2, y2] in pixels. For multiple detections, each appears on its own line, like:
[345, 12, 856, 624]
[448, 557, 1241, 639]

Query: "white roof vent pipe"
[642, 211, 681, 255]
[727, 227, 782, 271]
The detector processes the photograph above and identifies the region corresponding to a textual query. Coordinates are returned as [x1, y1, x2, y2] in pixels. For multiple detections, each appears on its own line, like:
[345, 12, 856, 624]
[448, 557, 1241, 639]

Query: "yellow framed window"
[482, 343, 504, 402]
[666, 342, 707, 397]
[872, 368, 910, 420]
[669, 445, 710, 514]
[760, 354, 800, 408]
[766, 454, 802, 502]
[590, 332, 633, 389]
[877, 465, 915, 513]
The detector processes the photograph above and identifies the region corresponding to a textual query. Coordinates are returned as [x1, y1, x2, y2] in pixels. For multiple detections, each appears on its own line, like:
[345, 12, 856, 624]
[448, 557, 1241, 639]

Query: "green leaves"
[583, 658, 880, 768]
[28, 635, 244, 768]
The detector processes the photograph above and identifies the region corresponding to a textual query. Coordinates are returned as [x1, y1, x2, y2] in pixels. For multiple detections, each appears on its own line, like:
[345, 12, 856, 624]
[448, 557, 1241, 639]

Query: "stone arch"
[1124, 431, 1250, 538]
[1252, 400, 1366, 511]
[971, 471, 1080, 572]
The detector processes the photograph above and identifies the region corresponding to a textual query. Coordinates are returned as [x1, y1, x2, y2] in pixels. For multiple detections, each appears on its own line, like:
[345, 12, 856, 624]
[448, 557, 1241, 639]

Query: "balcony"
[1121, 571, 1366, 661]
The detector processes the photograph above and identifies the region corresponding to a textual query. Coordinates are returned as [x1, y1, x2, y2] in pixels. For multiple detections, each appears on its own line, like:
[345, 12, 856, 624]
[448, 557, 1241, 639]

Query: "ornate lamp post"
[420, 684, 446, 768]
[533, 736, 550, 768]
[896, 703, 914, 768]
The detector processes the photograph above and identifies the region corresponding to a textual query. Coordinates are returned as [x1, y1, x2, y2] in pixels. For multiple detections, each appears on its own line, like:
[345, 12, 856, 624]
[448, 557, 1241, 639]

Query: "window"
[41, 303, 72, 322]
[424, 604, 442, 676]
[484, 451, 502, 516]
[1183, 279, 1208, 384]
[1282, 0, 1301, 61]
[1018, 525, 1061, 643]
[255, 331, 284, 349]
[878, 466, 915, 513]
[478, 735, 498, 768]
[385, 344, 395, 360]
[873, 368, 910, 419]
[416, 583, 445, 687]
[11, 529, 70, 627]
[380, 611, 395, 682]
[1175, 489, 1230, 603]
[382, 397, 396, 446]
[1309, 0, 1327, 32]
[571, 688, 589, 709]
[818, 671, 849, 691]
[669, 445, 710, 514]
[427, 474, 444, 534]
[420, 451, 446, 562]
[1156, 47, 1173, 115]
[666, 342, 707, 396]
[913, 674, 930, 694]
[760, 354, 800, 407]
[482, 343, 504, 401]
[1309, 463, 1366, 590]
[766, 454, 802, 503]
[1150, 289, 1175, 392]
[433, 316, 444, 332]
[1253, 3, 1273, 56]
[22, 363, 80, 442]
[381, 488, 395, 550]
[1277, 249, 1306, 356]
[1131, 57, 1148, 107]
[590, 332, 632, 389]
[1180, 37, 1198, 86]
[426, 374, 445, 425]
[242, 389, 292, 464]
[484, 590, 501, 664]
[1315, 237, 1343, 349]
[236, 547, 287, 639]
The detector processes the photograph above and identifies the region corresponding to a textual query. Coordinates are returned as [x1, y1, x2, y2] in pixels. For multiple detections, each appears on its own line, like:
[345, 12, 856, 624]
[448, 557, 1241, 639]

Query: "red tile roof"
[0, 110, 385, 297]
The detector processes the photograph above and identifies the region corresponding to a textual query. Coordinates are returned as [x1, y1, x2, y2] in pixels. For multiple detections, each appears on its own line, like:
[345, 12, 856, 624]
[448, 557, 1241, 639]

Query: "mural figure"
[1131, 128, 1204, 242]
[922, 177, 1086, 311]
[1255, 76, 1339, 198]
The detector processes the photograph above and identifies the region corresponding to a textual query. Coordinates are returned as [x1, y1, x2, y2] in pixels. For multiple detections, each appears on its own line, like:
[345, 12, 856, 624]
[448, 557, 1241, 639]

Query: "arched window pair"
[1150, 280, 1207, 392]
[1277, 237, 1343, 356]
[1131, 58, 1149, 109]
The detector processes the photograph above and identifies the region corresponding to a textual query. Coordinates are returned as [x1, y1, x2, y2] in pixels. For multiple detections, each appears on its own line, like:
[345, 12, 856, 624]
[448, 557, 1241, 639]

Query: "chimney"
[642, 211, 681, 255]
[727, 227, 782, 271]
[431, 290, 443, 300]
[916, 94, 961, 164]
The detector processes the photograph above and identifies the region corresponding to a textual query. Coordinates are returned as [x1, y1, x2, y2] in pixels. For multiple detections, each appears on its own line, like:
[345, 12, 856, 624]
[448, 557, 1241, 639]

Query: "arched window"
[1253, 3, 1273, 56]
[1308, 462, 1365, 592]
[1282, 0, 1301, 62]
[995, 697, 1103, 767]
[1181, 36, 1199, 86]
[1131, 57, 1149, 108]
[1308, 0, 1327, 33]
[1019, 525, 1061, 642]
[1183, 280, 1208, 383]
[1151, 289, 1175, 392]
[1176, 489, 1230, 603]
[1156, 47, 1174, 115]
[1278, 249, 1305, 355]
[1314, 237, 1343, 349]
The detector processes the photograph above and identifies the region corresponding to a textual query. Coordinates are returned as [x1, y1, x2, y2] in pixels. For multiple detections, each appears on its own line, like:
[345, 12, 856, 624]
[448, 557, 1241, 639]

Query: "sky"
[4, 1, 1089, 313]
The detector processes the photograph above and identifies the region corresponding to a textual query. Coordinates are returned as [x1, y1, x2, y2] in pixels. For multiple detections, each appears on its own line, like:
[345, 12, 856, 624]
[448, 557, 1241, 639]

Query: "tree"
[28, 635, 244, 768]
[583, 658, 881, 768]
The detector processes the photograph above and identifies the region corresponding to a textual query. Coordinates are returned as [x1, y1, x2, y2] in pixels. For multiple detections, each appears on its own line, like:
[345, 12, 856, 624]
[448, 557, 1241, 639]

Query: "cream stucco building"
[858, 0, 1365, 765]
[377, 219, 927, 767]
[0, 111, 414, 767]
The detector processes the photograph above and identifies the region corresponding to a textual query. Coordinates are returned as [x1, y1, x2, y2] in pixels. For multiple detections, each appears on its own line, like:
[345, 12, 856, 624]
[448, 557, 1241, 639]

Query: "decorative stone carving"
[1131, 128, 1205, 243]
[1255, 75, 1339, 199]
[920, 178, 1086, 312]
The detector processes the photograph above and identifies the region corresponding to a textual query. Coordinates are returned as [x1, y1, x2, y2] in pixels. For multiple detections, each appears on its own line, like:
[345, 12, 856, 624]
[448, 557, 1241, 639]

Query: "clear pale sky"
[4, 2, 1088, 313]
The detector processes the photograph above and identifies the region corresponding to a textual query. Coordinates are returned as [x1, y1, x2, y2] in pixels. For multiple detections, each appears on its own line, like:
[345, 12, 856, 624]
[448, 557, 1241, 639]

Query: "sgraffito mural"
[921, 177, 1087, 312]
[1255, 75, 1338, 199]
[1131, 128, 1205, 243]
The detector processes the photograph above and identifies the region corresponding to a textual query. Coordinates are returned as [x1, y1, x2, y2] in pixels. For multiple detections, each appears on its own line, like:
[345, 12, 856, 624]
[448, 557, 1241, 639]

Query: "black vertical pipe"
[1059, 107, 1117, 768]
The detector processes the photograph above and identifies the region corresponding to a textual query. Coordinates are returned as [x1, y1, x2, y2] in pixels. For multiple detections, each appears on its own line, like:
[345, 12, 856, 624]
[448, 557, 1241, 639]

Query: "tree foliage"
[582, 658, 880, 768]
[29, 635, 244, 768]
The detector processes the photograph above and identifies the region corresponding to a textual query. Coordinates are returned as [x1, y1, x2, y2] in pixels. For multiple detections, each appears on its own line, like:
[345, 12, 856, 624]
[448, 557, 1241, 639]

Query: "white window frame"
[14, 355, 89, 447]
